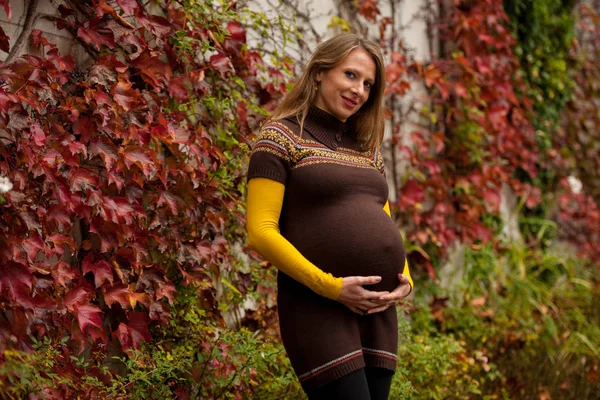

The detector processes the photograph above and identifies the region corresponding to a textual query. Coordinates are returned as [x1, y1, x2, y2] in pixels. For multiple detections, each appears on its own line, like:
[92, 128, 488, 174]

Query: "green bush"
[396, 242, 600, 399]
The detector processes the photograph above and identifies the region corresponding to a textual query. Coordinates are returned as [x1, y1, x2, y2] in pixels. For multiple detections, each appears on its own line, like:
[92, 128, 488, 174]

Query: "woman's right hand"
[337, 276, 390, 315]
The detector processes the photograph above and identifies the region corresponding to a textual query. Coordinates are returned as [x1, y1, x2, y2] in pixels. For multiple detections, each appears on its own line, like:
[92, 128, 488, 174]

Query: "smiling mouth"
[342, 96, 358, 108]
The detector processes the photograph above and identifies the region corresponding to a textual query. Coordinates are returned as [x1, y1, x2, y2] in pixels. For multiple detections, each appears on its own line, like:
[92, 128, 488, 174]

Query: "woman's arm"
[383, 200, 414, 291]
[247, 178, 343, 299]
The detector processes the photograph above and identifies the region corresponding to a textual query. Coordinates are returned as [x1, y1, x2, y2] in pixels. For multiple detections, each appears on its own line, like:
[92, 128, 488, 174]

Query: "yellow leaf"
[222, 278, 241, 295]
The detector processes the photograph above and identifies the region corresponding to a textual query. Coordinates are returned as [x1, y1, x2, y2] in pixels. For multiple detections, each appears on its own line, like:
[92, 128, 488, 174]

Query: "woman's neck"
[315, 105, 347, 123]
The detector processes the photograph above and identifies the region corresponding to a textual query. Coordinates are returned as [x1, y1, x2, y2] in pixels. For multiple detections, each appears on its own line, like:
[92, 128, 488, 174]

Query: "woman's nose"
[351, 83, 364, 97]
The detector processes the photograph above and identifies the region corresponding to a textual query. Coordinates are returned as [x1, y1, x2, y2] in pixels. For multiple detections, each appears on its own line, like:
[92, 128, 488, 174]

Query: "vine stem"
[215, 356, 251, 399]
[196, 336, 220, 386]
[389, 0, 399, 199]
[105, 366, 160, 399]
[6, 0, 40, 64]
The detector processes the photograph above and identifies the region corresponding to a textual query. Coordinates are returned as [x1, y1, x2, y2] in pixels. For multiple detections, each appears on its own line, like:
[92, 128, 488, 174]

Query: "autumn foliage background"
[0, 0, 598, 399]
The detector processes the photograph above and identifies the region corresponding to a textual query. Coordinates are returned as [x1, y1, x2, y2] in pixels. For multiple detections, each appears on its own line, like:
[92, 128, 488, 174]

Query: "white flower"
[567, 175, 582, 194]
[0, 176, 12, 194]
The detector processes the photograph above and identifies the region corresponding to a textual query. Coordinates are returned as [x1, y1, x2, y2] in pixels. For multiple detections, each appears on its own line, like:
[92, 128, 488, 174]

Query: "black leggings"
[305, 368, 394, 400]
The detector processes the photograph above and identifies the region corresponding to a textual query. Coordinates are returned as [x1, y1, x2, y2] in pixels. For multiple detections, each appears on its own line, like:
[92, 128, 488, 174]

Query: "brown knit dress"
[247, 106, 405, 391]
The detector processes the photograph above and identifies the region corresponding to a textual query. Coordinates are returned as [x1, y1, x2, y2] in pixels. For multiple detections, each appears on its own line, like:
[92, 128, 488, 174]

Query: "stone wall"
[0, 0, 91, 66]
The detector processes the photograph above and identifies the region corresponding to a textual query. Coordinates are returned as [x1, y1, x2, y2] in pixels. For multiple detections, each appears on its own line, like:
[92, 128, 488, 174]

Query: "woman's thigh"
[305, 369, 370, 400]
[365, 367, 394, 400]
[305, 367, 393, 400]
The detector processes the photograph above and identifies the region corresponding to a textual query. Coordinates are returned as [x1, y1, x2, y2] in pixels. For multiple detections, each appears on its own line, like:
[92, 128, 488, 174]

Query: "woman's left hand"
[366, 273, 412, 315]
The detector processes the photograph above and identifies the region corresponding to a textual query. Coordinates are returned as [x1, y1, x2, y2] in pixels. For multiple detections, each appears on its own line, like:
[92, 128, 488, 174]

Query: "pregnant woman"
[246, 33, 413, 400]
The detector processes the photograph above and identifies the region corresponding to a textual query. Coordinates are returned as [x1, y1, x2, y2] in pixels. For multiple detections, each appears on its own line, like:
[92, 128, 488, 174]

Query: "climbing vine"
[0, 0, 294, 397]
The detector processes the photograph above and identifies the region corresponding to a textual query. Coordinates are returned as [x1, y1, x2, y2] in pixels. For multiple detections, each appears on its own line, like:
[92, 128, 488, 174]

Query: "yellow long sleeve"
[246, 178, 344, 299]
[383, 201, 414, 291]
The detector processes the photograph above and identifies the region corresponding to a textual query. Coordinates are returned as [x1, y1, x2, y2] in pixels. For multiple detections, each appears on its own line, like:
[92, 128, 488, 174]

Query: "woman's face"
[314, 47, 376, 121]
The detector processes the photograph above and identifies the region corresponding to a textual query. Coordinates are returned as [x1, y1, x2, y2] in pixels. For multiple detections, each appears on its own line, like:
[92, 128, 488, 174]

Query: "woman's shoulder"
[260, 116, 301, 138]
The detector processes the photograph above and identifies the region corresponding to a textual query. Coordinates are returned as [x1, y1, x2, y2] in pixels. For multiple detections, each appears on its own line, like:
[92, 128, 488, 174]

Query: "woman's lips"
[342, 96, 357, 109]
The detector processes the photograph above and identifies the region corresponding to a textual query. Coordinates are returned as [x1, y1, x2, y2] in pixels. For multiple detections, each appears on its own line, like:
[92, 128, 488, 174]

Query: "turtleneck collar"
[291, 105, 352, 151]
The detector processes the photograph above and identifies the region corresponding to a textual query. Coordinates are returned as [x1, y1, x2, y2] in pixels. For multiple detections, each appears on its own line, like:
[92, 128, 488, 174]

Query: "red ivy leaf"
[28, 387, 64, 400]
[97, 53, 128, 73]
[455, 82, 468, 98]
[111, 78, 139, 111]
[31, 122, 46, 146]
[22, 235, 44, 261]
[226, 21, 246, 41]
[73, 304, 103, 333]
[77, 18, 116, 50]
[483, 188, 501, 212]
[209, 54, 234, 78]
[223, 21, 246, 54]
[168, 5, 186, 30]
[168, 77, 189, 101]
[130, 49, 172, 89]
[423, 64, 442, 87]
[18, 291, 55, 311]
[136, 268, 176, 305]
[82, 254, 114, 288]
[358, 0, 380, 22]
[0, 87, 15, 111]
[104, 284, 151, 309]
[103, 285, 130, 308]
[138, 15, 172, 39]
[399, 179, 425, 208]
[469, 222, 493, 243]
[149, 302, 170, 321]
[0, 26, 9, 53]
[423, 261, 437, 280]
[525, 186, 542, 209]
[385, 62, 404, 84]
[47, 233, 76, 254]
[158, 191, 180, 215]
[128, 312, 152, 342]
[89, 138, 118, 169]
[424, 160, 442, 176]
[94, 0, 118, 19]
[114, 323, 132, 349]
[102, 197, 135, 224]
[63, 287, 93, 311]
[411, 131, 429, 155]
[58, 4, 73, 18]
[123, 147, 155, 177]
[156, 283, 176, 306]
[31, 30, 54, 48]
[65, 140, 87, 157]
[431, 132, 445, 154]
[237, 101, 248, 133]
[108, 171, 125, 191]
[0, 262, 32, 301]
[50, 53, 75, 72]
[114, 312, 151, 349]
[87, 64, 117, 88]
[74, 116, 97, 144]
[115, 0, 138, 15]
[88, 325, 108, 345]
[69, 168, 99, 192]
[52, 261, 78, 287]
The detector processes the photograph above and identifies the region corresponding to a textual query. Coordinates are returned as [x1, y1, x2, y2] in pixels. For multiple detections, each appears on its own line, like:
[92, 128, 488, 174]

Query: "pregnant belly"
[283, 208, 406, 292]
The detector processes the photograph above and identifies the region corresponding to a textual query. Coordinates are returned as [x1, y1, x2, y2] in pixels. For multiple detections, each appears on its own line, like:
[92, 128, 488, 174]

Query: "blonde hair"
[268, 33, 386, 151]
